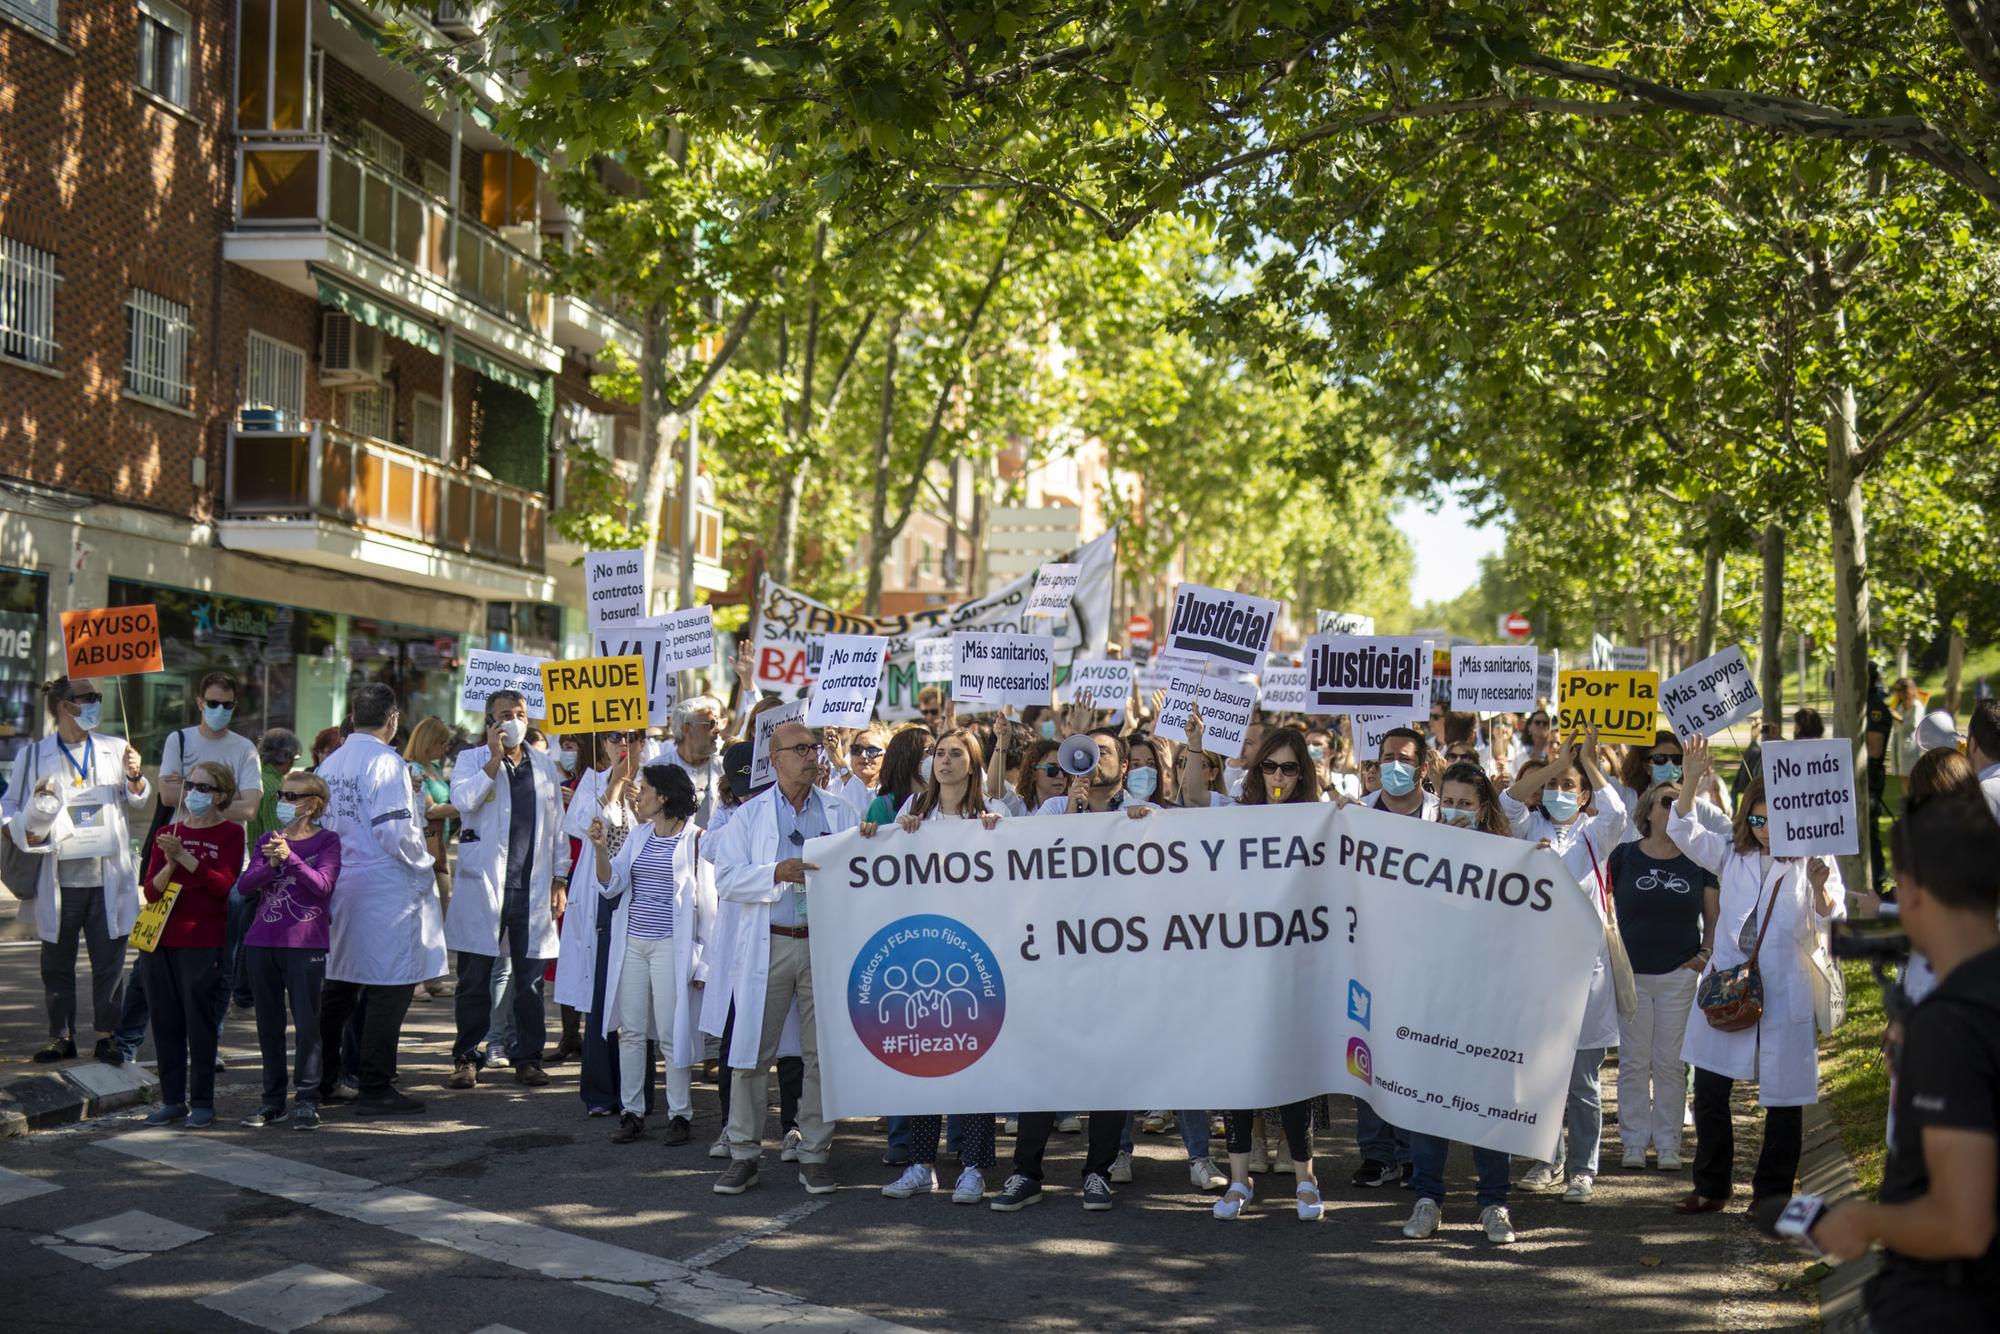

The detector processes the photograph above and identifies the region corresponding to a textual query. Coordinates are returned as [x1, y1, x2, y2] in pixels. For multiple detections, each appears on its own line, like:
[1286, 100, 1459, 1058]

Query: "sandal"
[1212, 1180, 1254, 1220]
[1296, 1182, 1324, 1222]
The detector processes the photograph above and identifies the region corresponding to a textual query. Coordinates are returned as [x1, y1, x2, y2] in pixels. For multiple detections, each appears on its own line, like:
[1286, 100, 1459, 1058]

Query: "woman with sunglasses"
[138, 759, 247, 1128]
[1002, 737, 1068, 817]
[1402, 761, 1520, 1243]
[832, 723, 889, 817]
[1613, 730, 1687, 846]
[236, 771, 340, 1129]
[1668, 733, 1841, 1216]
[862, 727, 934, 828]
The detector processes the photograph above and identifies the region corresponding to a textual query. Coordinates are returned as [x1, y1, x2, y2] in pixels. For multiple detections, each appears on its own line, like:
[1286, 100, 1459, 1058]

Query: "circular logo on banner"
[848, 914, 1006, 1078]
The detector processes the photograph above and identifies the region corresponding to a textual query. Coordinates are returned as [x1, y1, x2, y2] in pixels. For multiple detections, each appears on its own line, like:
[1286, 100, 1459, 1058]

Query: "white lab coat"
[600, 820, 717, 1053]
[1668, 807, 1843, 1106]
[2, 733, 151, 943]
[554, 765, 618, 1012]
[320, 731, 445, 986]
[446, 744, 571, 959]
[1501, 785, 1630, 1050]
[698, 784, 859, 1068]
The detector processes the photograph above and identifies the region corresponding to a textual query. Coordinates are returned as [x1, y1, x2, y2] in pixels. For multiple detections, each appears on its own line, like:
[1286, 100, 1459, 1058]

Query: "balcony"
[218, 421, 555, 601]
[546, 453, 732, 594]
[226, 135, 562, 376]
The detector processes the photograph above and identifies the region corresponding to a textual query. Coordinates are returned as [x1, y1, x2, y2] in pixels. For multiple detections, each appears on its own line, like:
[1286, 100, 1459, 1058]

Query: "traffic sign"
[1126, 612, 1154, 640]
[1502, 611, 1532, 642]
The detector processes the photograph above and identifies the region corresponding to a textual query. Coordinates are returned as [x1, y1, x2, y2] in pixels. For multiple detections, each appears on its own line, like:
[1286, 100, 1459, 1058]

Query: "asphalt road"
[0, 930, 1818, 1333]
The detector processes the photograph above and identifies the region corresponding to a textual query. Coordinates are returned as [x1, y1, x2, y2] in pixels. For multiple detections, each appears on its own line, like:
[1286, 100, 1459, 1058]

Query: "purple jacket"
[238, 829, 341, 950]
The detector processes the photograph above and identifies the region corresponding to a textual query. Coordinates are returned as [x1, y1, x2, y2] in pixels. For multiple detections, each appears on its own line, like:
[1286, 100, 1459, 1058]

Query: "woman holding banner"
[1212, 729, 1327, 1222]
[1403, 761, 1519, 1244]
[1501, 727, 1628, 1202]
[1668, 734, 1841, 1216]
[863, 727, 933, 827]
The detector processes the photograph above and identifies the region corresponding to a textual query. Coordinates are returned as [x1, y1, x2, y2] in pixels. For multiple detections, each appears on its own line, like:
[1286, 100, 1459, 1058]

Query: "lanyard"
[56, 737, 94, 788]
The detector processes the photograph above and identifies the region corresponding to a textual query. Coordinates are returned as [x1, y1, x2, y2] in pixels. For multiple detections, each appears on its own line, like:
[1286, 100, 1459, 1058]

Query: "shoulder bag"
[1587, 838, 1639, 1024]
[1, 742, 43, 900]
[1698, 867, 1781, 1033]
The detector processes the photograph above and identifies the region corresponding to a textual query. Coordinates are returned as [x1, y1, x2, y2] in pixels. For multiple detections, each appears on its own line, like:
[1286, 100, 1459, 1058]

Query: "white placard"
[1449, 645, 1538, 714]
[1315, 610, 1376, 636]
[639, 605, 718, 674]
[593, 627, 677, 727]
[1155, 670, 1258, 759]
[1762, 740, 1859, 857]
[1261, 667, 1310, 712]
[1059, 658, 1133, 726]
[1024, 563, 1081, 619]
[805, 635, 890, 728]
[1660, 646, 1763, 739]
[1535, 651, 1561, 703]
[914, 636, 955, 683]
[1353, 711, 1420, 757]
[459, 649, 548, 717]
[749, 698, 808, 789]
[585, 548, 649, 628]
[1611, 645, 1649, 672]
[952, 632, 1055, 708]
[1166, 583, 1281, 673]
[1305, 635, 1432, 714]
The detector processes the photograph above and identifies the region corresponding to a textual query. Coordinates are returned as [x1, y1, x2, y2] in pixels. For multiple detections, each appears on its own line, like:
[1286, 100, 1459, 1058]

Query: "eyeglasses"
[773, 743, 824, 759]
[279, 790, 316, 801]
[685, 718, 719, 730]
[187, 782, 224, 795]
[853, 746, 885, 760]
[1034, 763, 1062, 777]
[1746, 814, 1768, 829]
[1260, 760, 1301, 776]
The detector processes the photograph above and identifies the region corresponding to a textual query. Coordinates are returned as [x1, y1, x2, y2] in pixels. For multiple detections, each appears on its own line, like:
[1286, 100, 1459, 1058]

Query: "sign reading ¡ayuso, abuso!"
[805, 803, 1598, 1160]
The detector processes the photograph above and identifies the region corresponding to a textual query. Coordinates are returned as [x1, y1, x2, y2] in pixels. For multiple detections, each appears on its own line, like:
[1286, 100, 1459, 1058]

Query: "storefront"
[0, 565, 50, 772]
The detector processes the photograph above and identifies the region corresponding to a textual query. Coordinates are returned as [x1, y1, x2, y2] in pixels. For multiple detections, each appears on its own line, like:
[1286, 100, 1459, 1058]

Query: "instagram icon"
[1346, 1037, 1373, 1085]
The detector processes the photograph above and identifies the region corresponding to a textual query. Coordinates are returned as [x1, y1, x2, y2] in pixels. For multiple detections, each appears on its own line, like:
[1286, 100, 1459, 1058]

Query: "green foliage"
[470, 377, 550, 494]
[549, 446, 649, 554]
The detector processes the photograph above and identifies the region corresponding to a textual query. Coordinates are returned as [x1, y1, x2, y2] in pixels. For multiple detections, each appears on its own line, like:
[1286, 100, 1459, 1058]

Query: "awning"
[452, 340, 542, 398]
[314, 276, 442, 353]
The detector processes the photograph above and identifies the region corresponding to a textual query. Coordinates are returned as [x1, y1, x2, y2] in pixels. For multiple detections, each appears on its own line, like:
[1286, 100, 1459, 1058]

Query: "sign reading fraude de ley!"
[1762, 739, 1859, 857]
[804, 800, 1598, 1162]
[1305, 634, 1432, 714]
[539, 655, 648, 734]
[1556, 669, 1660, 745]
[1660, 645, 1762, 740]
[61, 605, 164, 678]
[1165, 583, 1280, 672]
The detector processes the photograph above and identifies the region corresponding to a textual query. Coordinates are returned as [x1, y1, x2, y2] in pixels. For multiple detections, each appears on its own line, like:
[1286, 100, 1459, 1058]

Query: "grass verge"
[1818, 961, 1891, 1197]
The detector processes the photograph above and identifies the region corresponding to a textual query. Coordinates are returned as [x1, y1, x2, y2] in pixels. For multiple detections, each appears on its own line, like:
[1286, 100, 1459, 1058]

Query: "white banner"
[1155, 670, 1257, 759]
[805, 635, 890, 728]
[1261, 666, 1310, 712]
[748, 699, 808, 790]
[1660, 646, 1762, 739]
[1450, 645, 1538, 714]
[585, 548, 649, 628]
[1763, 740, 1859, 857]
[460, 649, 548, 717]
[805, 803, 1598, 1159]
[913, 636, 954, 683]
[1165, 583, 1280, 674]
[952, 632, 1055, 708]
[1306, 634, 1432, 714]
[1316, 611, 1376, 636]
[1024, 563, 1081, 619]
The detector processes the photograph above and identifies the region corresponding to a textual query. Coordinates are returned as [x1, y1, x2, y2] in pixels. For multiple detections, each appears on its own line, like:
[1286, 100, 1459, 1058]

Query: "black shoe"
[93, 1038, 124, 1065]
[989, 1174, 1043, 1212]
[1081, 1172, 1114, 1211]
[613, 1112, 645, 1144]
[1399, 1162, 1417, 1190]
[293, 1106, 320, 1131]
[664, 1116, 691, 1146]
[354, 1090, 426, 1116]
[1351, 1159, 1396, 1188]
[318, 1086, 357, 1105]
[31, 1038, 76, 1064]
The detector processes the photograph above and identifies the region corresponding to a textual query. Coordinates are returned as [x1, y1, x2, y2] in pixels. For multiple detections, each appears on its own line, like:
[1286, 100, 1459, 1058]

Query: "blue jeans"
[886, 1115, 913, 1160]
[1555, 1047, 1607, 1177]
[1178, 1110, 1211, 1159]
[1409, 1131, 1511, 1209]
[1356, 1096, 1411, 1166]
[486, 951, 517, 1060]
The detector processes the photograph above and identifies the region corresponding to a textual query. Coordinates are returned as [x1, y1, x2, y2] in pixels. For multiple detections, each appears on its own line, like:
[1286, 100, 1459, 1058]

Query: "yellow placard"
[538, 655, 648, 735]
[1556, 669, 1661, 745]
[130, 881, 182, 953]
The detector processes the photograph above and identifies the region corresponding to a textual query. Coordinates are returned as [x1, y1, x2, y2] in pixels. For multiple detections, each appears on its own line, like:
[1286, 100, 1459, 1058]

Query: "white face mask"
[497, 718, 528, 750]
[919, 755, 935, 785]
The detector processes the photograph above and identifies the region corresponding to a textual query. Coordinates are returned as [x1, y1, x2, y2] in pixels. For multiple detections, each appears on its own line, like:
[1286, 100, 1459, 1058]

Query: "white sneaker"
[1188, 1156, 1228, 1191]
[1564, 1172, 1594, 1203]
[708, 1132, 730, 1160]
[1621, 1149, 1648, 1170]
[1481, 1204, 1517, 1244]
[1055, 1115, 1083, 1134]
[882, 1164, 936, 1198]
[951, 1167, 985, 1204]
[1402, 1197, 1443, 1238]
[1141, 1110, 1173, 1134]
[1520, 1162, 1563, 1191]
[1109, 1151, 1134, 1184]
[1004, 1117, 1019, 1136]
[780, 1128, 803, 1162]
[1657, 1150, 1684, 1171]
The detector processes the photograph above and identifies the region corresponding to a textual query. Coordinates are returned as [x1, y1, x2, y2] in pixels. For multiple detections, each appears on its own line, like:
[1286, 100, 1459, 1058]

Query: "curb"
[1800, 1098, 1878, 1332]
[0, 1060, 159, 1137]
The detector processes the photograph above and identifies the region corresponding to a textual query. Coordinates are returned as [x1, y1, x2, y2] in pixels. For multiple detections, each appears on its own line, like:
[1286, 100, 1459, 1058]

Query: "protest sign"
[539, 655, 647, 734]
[60, 605, 163, 678]
[805, 801, 1597, 1160]
[642, 605, 718, 674]
[1431, 644, 1453, 706]
[1353, 711, 1421, 757]
[806, 635, 890, 728]
[593, 627, 676, 727]
[1556, 670, 1660, 745]
[1660, 646, 1762, 739]
[749, 698, 808, 789]
[1450, 646, 1538, 714]
[459, 649, 547, 718]
[1058, 657, 1133, 710]
[585, 549, 649, 628]
[1261, 666, 1310, 712]
[1165, 583, 1280, 672]
[1763, 740, 1859, 857]
[1611, 645, 1650, 672]
[1535, 651, 1560, 704]
[1024, 563, 1081, 619]
[1155, 670, 1258, 758]
[952, 632, 1055, 708]
[1316, 611, 1376, 636]
[1305, 635, 1431, 714]
[913, 636, 954, 683]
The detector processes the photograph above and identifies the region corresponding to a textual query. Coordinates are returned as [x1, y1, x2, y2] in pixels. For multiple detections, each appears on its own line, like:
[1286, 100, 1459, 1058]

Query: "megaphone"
[1057, 734, 1101, 777]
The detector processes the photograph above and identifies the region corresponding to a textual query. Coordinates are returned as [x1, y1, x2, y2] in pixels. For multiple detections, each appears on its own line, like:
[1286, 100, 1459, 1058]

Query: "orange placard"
[60, 605, 164, 679]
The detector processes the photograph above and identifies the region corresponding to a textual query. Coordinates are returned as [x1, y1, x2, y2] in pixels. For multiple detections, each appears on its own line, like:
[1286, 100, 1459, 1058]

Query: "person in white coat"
[702, 719, 860, 1196]
[1501, 724, 1629, 1203]
[316, 683, 444, 1115]
[556, 733, 640, 1115]
[446, 689, 572, 1089]
[1668, 733, 1842, 1215]
[590, 763, 716, 1146]
[3, 677, 150, 1064]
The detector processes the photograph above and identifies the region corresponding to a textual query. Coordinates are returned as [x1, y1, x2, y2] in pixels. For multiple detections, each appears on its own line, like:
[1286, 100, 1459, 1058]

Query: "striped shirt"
[627, 832, 679, 940]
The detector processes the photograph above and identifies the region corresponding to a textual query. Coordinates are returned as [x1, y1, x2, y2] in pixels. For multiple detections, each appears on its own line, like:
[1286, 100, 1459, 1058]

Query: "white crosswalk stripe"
[32, 1208, 209, 1269]
[0, 1165, 60, 1206]
[196, 1263, 388, 1333]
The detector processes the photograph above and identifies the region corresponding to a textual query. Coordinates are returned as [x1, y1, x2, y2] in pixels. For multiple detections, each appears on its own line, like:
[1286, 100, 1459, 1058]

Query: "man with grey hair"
[646, 694, 727, 827]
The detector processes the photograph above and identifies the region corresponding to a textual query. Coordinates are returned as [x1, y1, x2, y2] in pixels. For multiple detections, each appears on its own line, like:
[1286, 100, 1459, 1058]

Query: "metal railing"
[226, 421, 546, 570]
[554, 454, 724, 566]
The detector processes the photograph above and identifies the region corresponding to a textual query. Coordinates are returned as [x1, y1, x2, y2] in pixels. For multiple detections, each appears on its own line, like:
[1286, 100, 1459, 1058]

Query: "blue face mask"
[1379, 760, 1418, 796]
[1125, 766, 1159, 801]
[203, 704, 235, 731]
[1440, 806, 1476, 827]
[75, 700, 103, 731]
[1543, 790, 1581, 823]
[558, 749, 578, 773]
[1039, 719, 1058, 740]
[184, 790, 215, 815]
[274, 801, 299, 826]
[1650, 758, 1683, 783]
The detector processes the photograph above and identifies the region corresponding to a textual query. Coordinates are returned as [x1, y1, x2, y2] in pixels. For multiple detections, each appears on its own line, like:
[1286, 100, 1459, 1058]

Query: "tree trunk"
[864, 314, 903, 615]
[1945, 626, 1967, 714]
[1825, 375, 1873, 892]
[1694, 529, 1723, 660]
[770, 467, 807, 585]
[634, 303, 682, 615]
[1759, 522, 1785, 730]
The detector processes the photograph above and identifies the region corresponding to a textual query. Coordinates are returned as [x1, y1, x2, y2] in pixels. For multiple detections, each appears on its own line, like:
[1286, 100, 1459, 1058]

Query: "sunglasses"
[853, 746, 885, 760]
[921, 710, 941, 719]
[70, 693, 104, 705]
[279, 791, 317, 802]
[202, 697, 235, 709]
[187, 782, 224, 795]
[1651, 755, 1683, 766]
[1446, 750, 1478, 763]
[1746, 814, 1768, 829]
[1034, 763, 1062, 777]
[1260, 760, 1301, 776]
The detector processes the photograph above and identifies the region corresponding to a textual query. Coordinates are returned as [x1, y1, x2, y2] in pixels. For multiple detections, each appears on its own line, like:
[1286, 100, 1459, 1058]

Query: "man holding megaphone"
[1034, 731, 1157, 818]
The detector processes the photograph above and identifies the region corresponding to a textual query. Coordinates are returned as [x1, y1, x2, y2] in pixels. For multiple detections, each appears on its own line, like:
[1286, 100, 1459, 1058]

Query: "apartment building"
[0, 0, 724, 765]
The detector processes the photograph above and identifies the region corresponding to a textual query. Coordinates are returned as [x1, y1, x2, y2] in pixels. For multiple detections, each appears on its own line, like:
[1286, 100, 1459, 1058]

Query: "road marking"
[0, 1165, 60, 1206]
[33, 1207, 209, 1269]
[196, 1263, 387, 1332]
[102, 1130, 927, 1333]
[679, 1199, 829, 1270]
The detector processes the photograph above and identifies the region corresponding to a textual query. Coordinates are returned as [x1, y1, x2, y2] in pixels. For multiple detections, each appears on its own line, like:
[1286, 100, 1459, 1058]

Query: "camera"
[1831, 907, 1913, 1023]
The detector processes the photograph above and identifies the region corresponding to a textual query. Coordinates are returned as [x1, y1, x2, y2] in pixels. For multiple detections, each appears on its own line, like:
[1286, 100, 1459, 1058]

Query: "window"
[411, 393, 443, 456]
[237, 0, 311, 133]
[124, 288, 192, 408]
[356, 121, 403, 175]
[420, 159, 451, 202]
[1, 0, 58, 41]
[244, 331, 304, 426]
[338, 386, 392, 441]
[0, 236, 60, 368]
[136, 0, 190, 107]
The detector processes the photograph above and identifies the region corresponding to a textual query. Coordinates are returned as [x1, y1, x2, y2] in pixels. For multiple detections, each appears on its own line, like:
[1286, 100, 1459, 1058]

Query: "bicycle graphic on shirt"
[1633, 869, 1694, 895]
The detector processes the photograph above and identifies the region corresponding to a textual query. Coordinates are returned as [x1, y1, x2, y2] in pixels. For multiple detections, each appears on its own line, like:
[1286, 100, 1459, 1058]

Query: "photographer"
[1811, 795, 2000, 1328]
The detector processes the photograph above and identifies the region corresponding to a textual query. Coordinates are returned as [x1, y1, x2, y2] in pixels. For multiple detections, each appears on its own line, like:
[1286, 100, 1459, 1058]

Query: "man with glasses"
[647, 696, 727, 827]
[702, 720, 859, 1195]
[916, 685, 946, 736]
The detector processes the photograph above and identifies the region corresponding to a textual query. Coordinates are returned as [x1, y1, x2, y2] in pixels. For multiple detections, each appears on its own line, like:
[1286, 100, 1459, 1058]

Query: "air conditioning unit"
[319, 312, 385, 385]
[431, 1, 485, 36]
